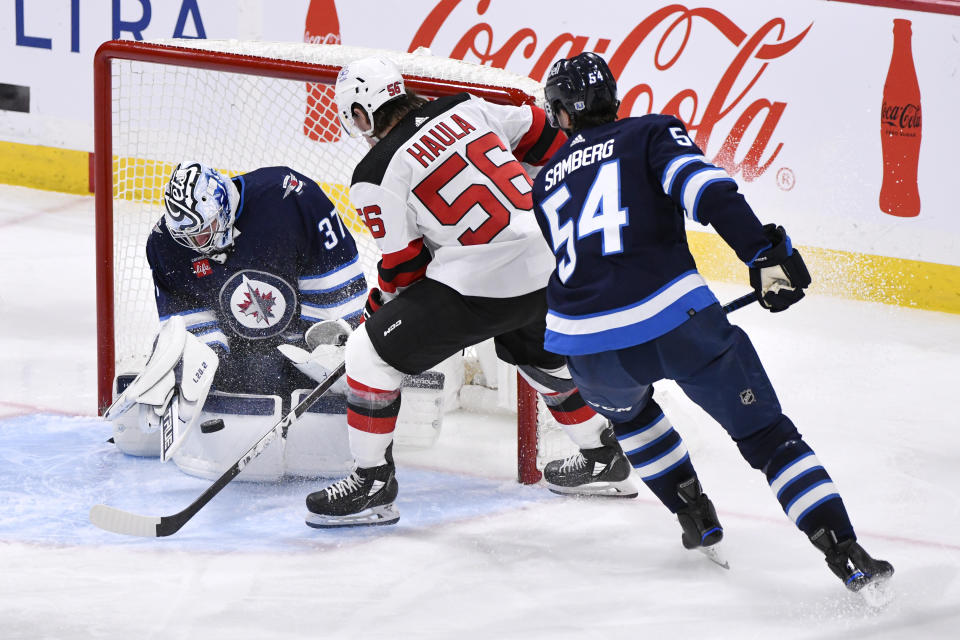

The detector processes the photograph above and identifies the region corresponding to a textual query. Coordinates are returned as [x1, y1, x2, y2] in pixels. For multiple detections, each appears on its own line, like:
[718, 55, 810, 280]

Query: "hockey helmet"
[163, 162, 238, 254]
[544, 52, 619, 132]
[335, 57, 405, 137]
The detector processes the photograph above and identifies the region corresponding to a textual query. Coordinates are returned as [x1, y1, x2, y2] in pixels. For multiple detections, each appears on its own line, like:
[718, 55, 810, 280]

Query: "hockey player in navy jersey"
[303, 57, 635, 528]
[107, 162, 366, 475]
[148, 162, 366, 395]
[531, 52, 893, 595]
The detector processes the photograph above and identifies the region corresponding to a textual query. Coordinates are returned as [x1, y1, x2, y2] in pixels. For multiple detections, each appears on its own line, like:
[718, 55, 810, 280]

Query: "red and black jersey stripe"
[541, 387, 596, 425]
[377, 237, 431, 294]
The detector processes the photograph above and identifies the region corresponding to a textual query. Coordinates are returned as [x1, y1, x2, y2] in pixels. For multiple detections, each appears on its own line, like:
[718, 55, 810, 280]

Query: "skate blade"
[305, 504, 400, 529]
[546, 478, 638, 499]
[856, 574, 894, 608]
[696, 543, 730, 570]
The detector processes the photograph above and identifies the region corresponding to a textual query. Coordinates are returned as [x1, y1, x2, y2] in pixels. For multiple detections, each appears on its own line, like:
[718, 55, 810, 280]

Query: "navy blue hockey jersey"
[146, 167, 366, 358]
[531, 114, 771, 355]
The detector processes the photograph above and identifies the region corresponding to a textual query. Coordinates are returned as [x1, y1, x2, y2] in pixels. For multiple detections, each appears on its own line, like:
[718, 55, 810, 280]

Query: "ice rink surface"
[1, 184, 959, 639]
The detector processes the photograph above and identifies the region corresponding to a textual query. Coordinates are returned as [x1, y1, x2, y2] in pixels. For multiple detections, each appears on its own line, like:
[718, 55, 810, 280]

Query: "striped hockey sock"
[541, 388, 599, 427]
[612, 401, 696, 513]
[764, 439, 854, 540]
[345, 376, 401, 468]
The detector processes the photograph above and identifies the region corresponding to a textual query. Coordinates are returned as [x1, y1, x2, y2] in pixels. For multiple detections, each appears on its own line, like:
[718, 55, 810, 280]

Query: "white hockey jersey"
[349, 93, 566, 299]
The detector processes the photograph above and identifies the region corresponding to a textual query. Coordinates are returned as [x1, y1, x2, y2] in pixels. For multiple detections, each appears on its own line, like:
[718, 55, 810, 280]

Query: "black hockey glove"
[749, 224, 811, 312]
[363, 288, 385, 321]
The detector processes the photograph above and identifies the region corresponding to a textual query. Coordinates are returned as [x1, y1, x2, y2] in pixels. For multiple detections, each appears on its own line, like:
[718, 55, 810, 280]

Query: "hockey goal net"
[94, 39, 577, 484]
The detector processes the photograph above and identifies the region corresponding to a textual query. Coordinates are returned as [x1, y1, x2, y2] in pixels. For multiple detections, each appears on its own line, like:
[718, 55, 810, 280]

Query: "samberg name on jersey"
[542, 139, 615, 190]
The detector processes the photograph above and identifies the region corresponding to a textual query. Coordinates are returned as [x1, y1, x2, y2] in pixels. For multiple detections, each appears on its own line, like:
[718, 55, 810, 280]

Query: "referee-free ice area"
[1, 185, 958, 639]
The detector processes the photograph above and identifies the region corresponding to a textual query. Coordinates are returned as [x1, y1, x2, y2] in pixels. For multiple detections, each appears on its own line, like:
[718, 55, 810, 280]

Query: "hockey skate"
[305, 446, 400, 528]
[809, 528, 894, 606]
[543, 426, 638, 498]
[676, 477, 728, 569]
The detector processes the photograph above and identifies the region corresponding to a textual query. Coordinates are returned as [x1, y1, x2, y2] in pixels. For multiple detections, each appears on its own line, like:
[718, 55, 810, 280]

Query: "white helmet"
[335, 57, 405, 137]
[163, 161, 239, 254]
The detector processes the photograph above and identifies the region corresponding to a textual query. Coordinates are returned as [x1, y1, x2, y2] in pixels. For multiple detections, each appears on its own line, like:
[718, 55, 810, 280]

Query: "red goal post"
[93, 39, 550, 483]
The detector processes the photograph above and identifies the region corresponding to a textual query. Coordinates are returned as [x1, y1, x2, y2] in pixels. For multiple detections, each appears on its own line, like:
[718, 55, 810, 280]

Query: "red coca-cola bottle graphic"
[304, 0, 342, 143]
[879, 18, 921, 217]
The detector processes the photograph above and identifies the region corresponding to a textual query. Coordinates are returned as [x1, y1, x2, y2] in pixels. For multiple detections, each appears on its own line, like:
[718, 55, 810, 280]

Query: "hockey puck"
[200, 418, 225, 434]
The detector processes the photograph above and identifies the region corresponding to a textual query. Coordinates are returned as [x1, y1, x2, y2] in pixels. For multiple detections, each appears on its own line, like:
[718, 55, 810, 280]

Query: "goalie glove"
[278, 318, 352, 393]
[748, 224, 812, 312]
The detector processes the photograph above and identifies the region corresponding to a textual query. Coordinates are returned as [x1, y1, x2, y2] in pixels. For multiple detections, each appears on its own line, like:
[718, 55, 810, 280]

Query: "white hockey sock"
[560, 413, 608, 450]
[348, 427, 394, 468]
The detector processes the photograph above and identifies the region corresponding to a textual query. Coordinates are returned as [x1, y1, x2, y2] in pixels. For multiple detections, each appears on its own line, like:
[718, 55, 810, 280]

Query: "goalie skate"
[305, 446, 400, 529]
[543, 426, 638, 498]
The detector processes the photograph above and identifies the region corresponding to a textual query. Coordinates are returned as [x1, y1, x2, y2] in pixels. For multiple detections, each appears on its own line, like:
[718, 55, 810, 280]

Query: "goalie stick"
[90, 362, 347, 538]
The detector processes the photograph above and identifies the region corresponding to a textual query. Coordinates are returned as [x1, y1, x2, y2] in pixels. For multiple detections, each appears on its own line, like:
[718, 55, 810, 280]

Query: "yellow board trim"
[2, 141, 958, 315]
[687, 231, 960, 315]
[0, 140, 90, 194]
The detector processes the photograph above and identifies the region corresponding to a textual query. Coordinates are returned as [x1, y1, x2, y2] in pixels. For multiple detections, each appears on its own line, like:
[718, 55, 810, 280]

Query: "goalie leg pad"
[104, 317, 187, 420]
[395, 371, 446, 449]
[285, 390, 353, 478]
[171, 392, 284, 482]
[111, 374, 162, 457]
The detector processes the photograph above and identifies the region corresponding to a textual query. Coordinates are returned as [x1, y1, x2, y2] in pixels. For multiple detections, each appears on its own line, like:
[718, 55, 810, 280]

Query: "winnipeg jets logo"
[220, 270, 296, 338]
[236, 275, 278, 324]
[282, 173, 304, 199]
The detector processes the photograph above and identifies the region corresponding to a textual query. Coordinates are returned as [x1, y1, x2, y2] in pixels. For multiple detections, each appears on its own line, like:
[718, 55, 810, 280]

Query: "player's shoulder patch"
[352, 93, 473, 187]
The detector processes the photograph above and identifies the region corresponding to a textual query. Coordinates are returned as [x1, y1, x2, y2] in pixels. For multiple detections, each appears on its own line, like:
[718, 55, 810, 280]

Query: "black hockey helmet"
[544, 52, 619, 133]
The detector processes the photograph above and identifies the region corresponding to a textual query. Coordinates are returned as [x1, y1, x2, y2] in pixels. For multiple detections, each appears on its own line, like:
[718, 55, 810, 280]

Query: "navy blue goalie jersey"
[146, 166, 367, 360]
[531, 114, 771, 356]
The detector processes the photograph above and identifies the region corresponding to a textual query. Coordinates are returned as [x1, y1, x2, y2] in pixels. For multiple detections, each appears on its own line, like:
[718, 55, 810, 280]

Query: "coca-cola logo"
[305, 31, 341, 45]
[881, 102, 921, 130]
[410, 0, 811, 182]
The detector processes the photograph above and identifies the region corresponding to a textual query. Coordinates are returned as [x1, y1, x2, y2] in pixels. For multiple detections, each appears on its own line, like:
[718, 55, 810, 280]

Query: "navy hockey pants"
[566, 303, 793, 456]
[568, 303, 854, 539]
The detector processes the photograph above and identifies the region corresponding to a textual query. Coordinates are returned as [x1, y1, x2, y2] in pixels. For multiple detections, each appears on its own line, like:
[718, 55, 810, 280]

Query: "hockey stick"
[722, 291, 759, 314]
[90, 362, 347, 538]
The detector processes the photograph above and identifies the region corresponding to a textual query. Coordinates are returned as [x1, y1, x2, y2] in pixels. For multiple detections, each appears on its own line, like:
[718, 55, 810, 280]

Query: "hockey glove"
[363, 287, 385, 321]
[749, 224, 812, 312]
[278, 319, 352, 394]
[304, 317, 352, 350]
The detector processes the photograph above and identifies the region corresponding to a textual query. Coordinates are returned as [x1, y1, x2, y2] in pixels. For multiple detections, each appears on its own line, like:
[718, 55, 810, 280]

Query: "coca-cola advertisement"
[2, 0, 959, 273]
[407, 1, 811, 187]
[323, 0, 956, 269]
[879, 18, 922, 217]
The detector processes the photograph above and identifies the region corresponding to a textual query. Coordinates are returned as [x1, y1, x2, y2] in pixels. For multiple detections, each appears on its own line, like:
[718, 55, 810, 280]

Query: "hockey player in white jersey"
[304, 57, 635, 528]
